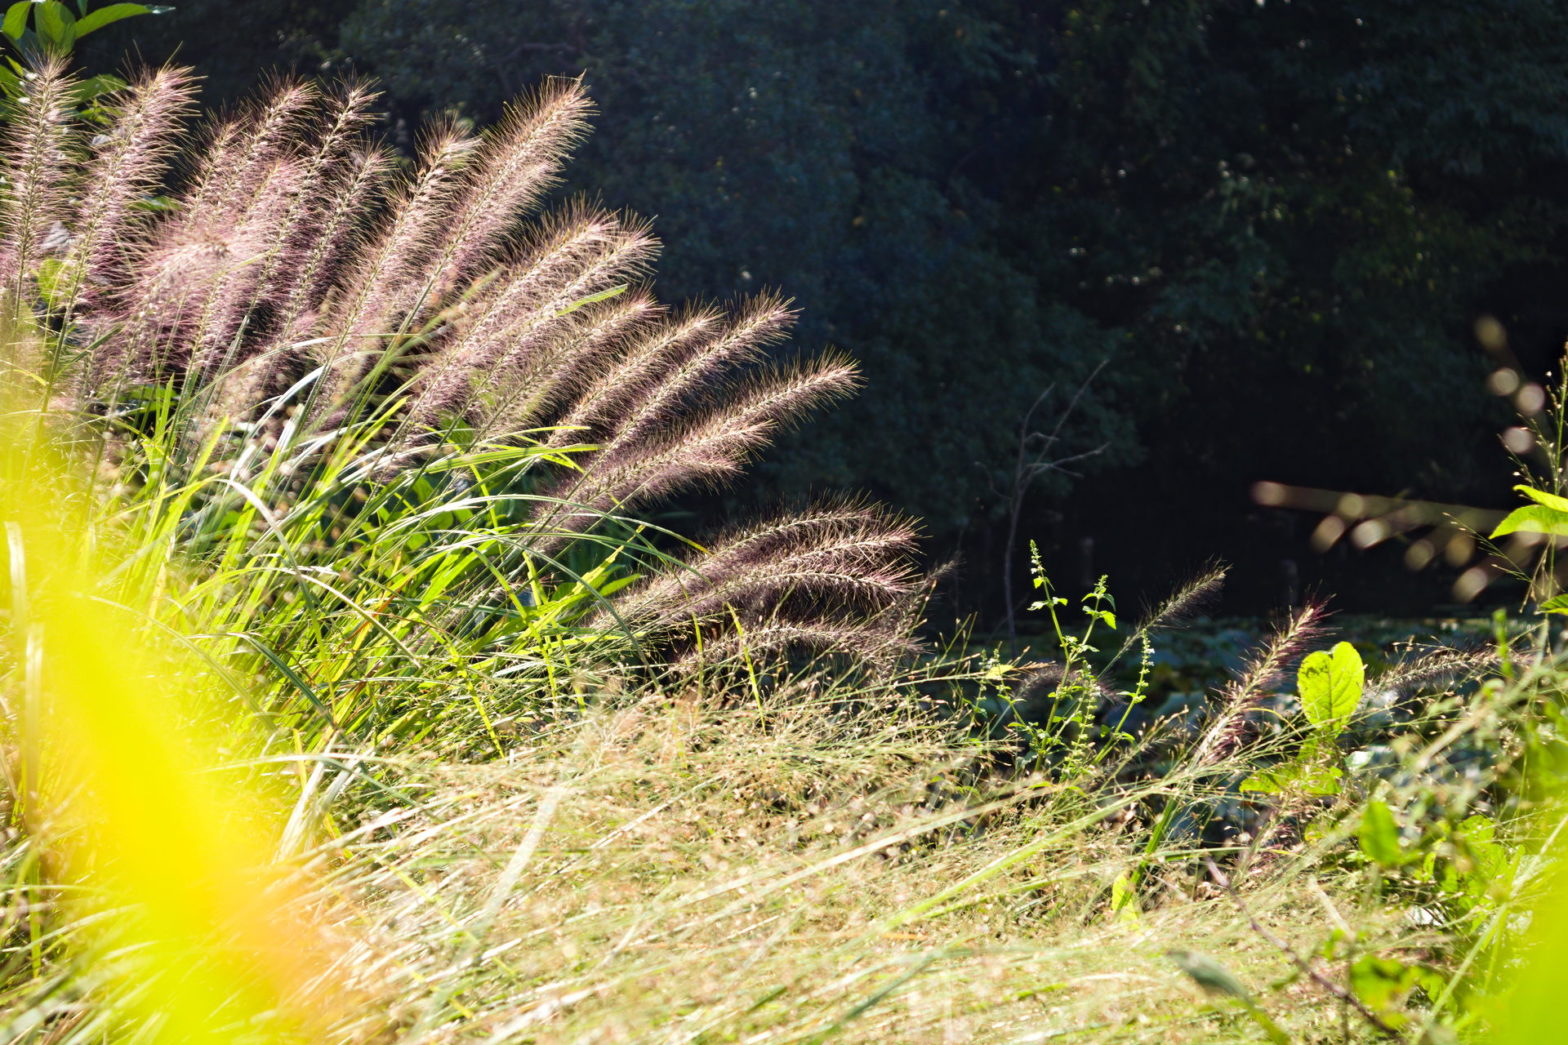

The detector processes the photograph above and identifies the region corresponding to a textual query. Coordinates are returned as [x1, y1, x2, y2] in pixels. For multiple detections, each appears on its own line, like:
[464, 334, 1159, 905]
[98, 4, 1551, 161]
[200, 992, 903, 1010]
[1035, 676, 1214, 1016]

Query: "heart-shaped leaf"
[1299, 641, 1363, 734]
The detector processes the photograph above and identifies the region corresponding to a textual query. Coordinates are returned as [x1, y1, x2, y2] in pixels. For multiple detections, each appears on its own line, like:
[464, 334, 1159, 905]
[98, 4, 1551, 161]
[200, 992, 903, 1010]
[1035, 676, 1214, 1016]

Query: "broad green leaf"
[1453, 814, 1509, 900]
[69, 72, 126, 104]
[1298, 763, 1341, 796]
[1239, 767, 1290, 794]
[34, 2, 74, 51]
[74, 2, 151, 36]
[1492, 504, 1568, 539]
[1539, 593, 1568, 614]
[1241, 760, 1341, 797]
[1458, 813, 1496, 846]
[1349, 954, 1415, 1028]
[34, 256, 75, 309]
[2, 2, 29, 39]
[1298, 641, 1363, 733]
[1514, 483, 1568, 513]
[1358, 799, 1404, 867]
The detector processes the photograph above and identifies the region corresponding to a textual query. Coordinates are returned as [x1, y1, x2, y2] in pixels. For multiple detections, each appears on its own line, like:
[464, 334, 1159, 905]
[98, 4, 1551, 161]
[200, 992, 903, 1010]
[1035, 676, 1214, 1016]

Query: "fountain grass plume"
[0, 62, 925, 695]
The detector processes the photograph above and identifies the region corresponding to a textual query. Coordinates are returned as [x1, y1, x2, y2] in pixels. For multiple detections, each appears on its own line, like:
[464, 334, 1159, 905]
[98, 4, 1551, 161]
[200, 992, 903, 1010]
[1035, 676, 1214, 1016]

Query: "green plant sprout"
[975, 542, 1153, 777]
[1241, 640, 1366, 798]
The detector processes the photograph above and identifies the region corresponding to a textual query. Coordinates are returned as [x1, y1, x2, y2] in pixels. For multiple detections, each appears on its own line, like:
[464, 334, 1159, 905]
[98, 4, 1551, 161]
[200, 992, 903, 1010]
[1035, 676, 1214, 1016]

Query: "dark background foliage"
[89, 0, 1568, 624]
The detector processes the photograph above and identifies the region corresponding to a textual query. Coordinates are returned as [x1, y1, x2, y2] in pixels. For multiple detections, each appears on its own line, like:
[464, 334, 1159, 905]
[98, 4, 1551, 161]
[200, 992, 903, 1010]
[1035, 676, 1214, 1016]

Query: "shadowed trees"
[102, 0, 1568, 614]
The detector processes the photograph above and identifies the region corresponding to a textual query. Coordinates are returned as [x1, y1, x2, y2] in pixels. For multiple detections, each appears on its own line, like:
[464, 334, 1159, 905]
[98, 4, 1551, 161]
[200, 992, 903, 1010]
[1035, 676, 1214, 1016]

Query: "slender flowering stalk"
[65, 67, 198, 317]
[1193, 602, 1329, 767]
[0, 61, 76, 297]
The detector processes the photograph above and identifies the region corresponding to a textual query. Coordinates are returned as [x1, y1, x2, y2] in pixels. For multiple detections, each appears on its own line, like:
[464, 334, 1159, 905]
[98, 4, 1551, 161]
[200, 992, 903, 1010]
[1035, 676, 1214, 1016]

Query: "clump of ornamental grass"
[0, 62, 923, 751]
[0, 412, 1522, 1043]
[0, 552, 1532, 1045]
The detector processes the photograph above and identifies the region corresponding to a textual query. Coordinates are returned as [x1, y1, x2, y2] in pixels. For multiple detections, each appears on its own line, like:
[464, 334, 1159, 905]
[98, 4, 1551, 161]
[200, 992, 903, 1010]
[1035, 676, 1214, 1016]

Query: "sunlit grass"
[0, 377, 1540, 1041]
[264, 693, 1429, 1043]
[0, 53, 1564, 1045]
[0, 435, 354, 1041]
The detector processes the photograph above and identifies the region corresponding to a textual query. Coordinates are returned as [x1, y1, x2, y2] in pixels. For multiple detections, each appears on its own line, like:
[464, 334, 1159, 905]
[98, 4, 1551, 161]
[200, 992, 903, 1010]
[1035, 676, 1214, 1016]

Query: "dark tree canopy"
[100, 0, 1568, 616]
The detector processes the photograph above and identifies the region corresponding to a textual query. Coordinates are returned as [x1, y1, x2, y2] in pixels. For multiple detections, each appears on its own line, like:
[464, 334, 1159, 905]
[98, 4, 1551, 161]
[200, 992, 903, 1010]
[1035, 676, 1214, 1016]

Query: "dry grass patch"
[294, 692, 1411, 1043]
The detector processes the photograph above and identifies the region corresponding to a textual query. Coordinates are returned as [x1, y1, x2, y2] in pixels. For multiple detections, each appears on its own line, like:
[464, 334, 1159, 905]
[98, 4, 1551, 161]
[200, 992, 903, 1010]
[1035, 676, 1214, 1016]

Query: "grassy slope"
[294, 693, 1421, 1043]
[0, 57, 1530, 1042]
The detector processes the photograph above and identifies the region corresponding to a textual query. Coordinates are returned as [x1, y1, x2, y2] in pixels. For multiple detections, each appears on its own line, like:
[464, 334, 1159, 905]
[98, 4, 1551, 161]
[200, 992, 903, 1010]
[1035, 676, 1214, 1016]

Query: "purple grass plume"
[0, 63, 926, 675]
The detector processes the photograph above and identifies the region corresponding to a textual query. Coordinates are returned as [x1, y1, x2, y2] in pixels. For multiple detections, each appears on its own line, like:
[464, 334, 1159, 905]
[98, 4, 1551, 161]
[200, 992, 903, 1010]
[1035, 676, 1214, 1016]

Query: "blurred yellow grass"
[3, 436, 353, 1041]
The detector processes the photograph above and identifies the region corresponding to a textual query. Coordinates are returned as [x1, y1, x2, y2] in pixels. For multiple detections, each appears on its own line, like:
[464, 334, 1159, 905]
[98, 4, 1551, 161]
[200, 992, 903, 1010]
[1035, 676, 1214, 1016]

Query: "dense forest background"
[88, 0, 1568, 623]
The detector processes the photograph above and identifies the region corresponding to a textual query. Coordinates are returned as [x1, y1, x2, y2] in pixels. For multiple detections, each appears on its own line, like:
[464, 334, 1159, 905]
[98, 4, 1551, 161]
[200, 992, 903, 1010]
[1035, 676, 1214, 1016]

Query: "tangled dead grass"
[275, 690, 1416, 1044]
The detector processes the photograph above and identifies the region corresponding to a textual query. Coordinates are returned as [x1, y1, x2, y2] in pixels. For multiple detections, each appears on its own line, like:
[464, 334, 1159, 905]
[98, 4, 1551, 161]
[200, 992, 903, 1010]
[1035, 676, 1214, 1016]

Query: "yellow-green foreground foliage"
[0, 557, 1436, 1043]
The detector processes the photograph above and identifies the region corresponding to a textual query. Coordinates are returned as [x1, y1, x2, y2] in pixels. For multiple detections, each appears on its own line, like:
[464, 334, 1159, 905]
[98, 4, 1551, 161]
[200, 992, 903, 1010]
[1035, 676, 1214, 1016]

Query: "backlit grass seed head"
[539, 354, 861, 542]
[1, 64, 925, 677]
[68, 66, 200, 310]
[549, 303, 723, 447]
[430, 79, 595, 295]
[0, 61, 76, 293]
[1194, 601, 1329, 767]
[606, 503, 920, 665]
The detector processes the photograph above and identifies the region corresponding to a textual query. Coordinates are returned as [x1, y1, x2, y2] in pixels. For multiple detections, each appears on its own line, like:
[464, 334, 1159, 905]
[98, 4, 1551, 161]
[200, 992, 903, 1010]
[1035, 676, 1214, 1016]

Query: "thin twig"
[1204, 858, 1405, 1041]
[1001, 360, 1109, 641]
